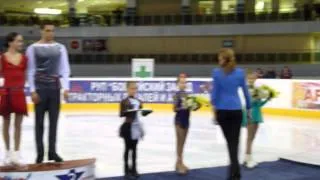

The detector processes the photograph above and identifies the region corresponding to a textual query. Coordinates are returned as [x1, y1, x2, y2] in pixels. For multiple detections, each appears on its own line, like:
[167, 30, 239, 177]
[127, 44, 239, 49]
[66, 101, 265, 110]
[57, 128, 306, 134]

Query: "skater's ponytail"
[218, 48, 236, 74]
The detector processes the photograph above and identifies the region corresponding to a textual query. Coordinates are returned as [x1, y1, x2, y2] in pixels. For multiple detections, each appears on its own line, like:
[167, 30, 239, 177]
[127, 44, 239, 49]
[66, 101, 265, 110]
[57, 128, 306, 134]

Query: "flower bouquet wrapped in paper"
[183, 94, 211, 111]
[242, 84, 279, 127]
[250, 85, 279, 100]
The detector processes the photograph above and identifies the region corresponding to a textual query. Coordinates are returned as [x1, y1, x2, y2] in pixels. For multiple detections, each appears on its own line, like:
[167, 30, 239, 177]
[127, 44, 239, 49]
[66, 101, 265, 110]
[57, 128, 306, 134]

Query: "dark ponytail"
[4, 32, 20, 48]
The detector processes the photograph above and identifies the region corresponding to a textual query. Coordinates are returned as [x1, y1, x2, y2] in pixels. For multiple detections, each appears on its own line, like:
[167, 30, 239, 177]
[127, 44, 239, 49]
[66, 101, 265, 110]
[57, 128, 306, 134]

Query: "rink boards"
[16, 77, 320, 118]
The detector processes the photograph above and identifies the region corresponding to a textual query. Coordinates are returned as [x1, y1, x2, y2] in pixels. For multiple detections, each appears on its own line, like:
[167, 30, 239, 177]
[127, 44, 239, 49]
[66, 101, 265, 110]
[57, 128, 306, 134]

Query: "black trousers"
[216, 110, 242, 177]
[35, 88, 61, 156]
[123, 138, 138, 172]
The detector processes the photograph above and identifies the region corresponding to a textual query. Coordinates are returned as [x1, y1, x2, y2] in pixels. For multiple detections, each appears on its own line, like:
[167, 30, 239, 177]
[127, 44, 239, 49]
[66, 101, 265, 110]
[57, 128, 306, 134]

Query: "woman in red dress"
[0, 32, 27, 166]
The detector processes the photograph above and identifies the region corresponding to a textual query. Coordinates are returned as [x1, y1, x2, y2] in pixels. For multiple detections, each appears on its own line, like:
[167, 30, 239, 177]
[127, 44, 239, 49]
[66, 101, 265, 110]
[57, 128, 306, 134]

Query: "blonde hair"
[218, 48, 236, 73]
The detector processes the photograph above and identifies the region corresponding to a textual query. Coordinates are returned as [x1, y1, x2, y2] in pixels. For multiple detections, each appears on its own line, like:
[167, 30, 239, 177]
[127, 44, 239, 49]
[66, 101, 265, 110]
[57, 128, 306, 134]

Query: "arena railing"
[67, 51, 317, 65]
[0, 8, 317, 27]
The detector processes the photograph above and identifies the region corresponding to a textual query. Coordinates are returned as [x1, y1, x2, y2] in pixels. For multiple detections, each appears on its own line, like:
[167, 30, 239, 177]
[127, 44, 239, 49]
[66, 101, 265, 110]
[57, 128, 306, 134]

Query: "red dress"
[0, 54, 28, 116]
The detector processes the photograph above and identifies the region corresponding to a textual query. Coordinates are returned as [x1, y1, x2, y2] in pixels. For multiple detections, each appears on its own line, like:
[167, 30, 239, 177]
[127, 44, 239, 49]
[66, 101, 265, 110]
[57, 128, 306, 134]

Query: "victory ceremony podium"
[0, 158, 96, 180]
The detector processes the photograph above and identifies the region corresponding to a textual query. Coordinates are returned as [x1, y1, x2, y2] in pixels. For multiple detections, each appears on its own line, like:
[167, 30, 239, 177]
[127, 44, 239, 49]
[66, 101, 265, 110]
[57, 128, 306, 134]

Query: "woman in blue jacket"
[211, 48, 251, 180]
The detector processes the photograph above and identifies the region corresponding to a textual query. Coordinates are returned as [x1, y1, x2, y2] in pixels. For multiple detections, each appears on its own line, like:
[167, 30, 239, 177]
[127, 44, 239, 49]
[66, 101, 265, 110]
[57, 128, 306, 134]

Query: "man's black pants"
[35, 88, 61, 157]
[216, 110, 243, 177]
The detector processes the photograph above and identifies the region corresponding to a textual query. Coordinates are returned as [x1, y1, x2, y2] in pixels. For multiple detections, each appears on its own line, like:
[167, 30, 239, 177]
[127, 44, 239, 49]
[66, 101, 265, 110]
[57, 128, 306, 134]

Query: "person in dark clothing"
[113, 8, 123, 25]
[280, 66, 293, 79]
[211, 48, 251, 180]
[119, 81, 152, 179]
[304, 3, 312, 21]
[255, 68, 264, 78]
[263, 67, 277, 79]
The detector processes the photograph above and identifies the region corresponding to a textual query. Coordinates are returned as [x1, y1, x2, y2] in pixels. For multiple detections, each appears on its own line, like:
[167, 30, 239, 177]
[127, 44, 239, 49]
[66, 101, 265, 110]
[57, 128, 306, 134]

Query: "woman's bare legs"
[3, 115, 11, 151]
[14, 114, 23, 151]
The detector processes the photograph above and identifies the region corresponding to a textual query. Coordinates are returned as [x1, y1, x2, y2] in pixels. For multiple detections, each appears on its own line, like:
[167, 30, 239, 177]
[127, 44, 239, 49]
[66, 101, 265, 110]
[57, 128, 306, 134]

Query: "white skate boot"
[11, 151, 25, 166]
[3, 150, 12, 166]
[244, 154, 258, 169]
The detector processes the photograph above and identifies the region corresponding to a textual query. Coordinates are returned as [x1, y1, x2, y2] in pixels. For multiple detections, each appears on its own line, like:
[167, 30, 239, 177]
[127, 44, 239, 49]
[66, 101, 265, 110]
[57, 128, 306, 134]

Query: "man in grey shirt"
[26, 22, 70, 164]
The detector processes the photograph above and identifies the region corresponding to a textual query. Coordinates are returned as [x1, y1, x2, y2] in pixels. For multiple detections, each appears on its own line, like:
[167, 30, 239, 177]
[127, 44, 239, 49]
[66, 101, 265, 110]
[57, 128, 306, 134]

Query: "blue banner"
[68, 80, 211, 103]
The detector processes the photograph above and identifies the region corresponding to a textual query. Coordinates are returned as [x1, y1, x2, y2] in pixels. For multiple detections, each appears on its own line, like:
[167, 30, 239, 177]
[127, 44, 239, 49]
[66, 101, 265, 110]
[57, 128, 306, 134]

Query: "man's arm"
[26, 45, 36, 92]
[59, 44, 71, 91]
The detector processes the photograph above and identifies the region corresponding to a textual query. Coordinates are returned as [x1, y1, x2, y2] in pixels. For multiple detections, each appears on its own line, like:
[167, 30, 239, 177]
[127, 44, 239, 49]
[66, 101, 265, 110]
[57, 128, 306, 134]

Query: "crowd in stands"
[1, 3, 320, 27]
[255, 66, 293, 79]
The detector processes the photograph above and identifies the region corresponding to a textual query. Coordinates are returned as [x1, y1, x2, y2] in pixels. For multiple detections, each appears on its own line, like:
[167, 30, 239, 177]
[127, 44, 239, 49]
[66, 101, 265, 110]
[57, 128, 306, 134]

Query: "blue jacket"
[211, 68, 251, 110]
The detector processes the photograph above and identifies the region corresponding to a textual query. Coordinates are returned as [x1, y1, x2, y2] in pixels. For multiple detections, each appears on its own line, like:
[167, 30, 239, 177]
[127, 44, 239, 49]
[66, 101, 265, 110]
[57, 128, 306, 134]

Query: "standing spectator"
[113, 8, 123, 25]
[304, 2, 313, 21]
[280, 66, 293, 79]
[263, 67, 277, 79]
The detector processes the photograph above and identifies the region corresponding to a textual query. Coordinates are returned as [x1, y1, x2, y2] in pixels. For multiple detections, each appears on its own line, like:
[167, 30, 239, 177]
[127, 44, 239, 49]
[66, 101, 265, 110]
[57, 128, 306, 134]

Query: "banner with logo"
[68, 39, 82, 53]
[132, 58, 154, 78]
[68, 79, 211, 103]
[292, 82, 320, 109]
[0, 164, 95, 180]
[82, 39, 107, 52]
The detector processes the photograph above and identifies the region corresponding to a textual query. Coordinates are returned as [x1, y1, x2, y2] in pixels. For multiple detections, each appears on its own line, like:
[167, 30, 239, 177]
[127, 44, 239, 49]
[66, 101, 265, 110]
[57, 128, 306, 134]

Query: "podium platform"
[0, 158, 96, 180]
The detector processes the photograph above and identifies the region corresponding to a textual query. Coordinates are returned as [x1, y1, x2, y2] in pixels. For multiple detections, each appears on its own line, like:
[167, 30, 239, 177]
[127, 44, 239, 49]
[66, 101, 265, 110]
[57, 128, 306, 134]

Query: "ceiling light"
[34, 8, 62, 15]
[255, 1, 265, 11]
[78, 0, 84, 2]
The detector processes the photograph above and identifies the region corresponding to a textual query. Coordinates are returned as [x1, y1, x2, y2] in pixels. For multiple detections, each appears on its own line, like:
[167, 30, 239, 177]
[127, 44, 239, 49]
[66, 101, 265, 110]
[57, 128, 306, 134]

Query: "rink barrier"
[1, 77, 319, 119]
[0, 158, 95, 180]
[27, 103, 320, 119]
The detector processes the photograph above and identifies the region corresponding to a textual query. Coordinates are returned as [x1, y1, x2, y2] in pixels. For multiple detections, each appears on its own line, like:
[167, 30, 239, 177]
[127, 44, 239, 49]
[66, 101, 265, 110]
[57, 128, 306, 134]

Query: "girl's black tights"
[124, 138, 138, 174]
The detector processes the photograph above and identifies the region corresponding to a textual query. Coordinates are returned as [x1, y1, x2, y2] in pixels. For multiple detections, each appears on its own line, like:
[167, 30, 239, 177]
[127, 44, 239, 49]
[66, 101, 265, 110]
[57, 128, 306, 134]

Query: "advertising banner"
[68, 79, 211, 104]
[292, 82, 320, 109]
[82, 39, 107, 52]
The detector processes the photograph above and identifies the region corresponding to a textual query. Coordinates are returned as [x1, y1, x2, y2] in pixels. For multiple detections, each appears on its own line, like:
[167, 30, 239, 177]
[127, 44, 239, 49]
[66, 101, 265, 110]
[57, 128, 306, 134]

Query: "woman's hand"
[31, 92, 40, 104]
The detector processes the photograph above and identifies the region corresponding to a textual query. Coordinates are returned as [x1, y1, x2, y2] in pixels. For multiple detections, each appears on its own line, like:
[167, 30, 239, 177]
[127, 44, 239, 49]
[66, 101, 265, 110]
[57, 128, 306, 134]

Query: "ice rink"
[2, 111, 320, 178]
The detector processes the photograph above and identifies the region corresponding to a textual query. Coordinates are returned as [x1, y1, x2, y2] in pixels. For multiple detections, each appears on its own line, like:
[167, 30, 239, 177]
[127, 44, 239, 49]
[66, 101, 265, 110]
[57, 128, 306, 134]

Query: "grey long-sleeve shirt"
[26, 42, 70, 92]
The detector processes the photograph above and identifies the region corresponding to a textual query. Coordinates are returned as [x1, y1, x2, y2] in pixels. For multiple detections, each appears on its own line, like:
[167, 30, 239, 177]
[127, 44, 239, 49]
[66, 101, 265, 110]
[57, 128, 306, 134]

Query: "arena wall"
[19, 78, 320, 119]
[0, 22, 319, 37]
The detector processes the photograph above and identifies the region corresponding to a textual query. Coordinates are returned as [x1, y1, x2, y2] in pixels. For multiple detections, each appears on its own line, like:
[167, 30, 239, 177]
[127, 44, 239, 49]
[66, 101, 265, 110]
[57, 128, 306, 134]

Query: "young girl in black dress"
[119, 81, 152, 179]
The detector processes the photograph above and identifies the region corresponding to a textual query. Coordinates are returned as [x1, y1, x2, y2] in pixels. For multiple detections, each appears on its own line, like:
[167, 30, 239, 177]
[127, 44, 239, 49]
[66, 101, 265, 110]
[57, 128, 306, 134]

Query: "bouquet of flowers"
[250, 85, 279, 100]
[184, 94, 211, 111]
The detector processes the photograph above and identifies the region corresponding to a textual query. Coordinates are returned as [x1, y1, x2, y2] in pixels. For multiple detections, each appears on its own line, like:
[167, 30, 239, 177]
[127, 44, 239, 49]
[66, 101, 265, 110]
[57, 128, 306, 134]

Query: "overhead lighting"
[34, 8, 62, 15]
[255, 1, 265, 11]
[78, 0, 85, 2]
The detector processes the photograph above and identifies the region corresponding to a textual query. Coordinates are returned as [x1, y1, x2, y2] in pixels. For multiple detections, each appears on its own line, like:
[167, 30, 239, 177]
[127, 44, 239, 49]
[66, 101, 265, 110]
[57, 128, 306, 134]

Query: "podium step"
[0, 158, 96, 180]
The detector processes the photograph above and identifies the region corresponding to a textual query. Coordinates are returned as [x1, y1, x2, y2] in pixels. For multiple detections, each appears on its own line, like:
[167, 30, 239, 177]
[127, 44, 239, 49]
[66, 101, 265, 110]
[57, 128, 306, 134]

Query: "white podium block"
[0, 158, 96, 180]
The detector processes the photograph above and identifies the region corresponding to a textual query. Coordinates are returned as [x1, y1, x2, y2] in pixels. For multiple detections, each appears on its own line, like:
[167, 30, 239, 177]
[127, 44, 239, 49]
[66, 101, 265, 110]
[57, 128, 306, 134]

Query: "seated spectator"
[280, 66, 293, 79]
[255, 68, 264, 78]
[263, 67, 277, 79]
